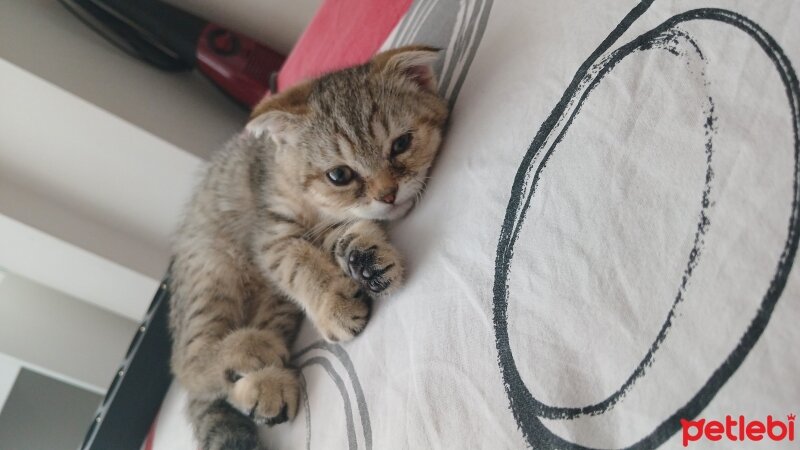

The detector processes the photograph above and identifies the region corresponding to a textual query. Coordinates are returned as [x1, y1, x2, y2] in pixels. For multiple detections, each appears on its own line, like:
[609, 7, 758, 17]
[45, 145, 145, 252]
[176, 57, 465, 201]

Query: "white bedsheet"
[149, 1, 800, 448]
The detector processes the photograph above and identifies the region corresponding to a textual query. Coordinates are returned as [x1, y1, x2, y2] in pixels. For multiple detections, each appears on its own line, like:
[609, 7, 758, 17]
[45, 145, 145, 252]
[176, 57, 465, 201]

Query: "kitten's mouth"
[352, 194, 417, 221]
[384, 199, 415, 220]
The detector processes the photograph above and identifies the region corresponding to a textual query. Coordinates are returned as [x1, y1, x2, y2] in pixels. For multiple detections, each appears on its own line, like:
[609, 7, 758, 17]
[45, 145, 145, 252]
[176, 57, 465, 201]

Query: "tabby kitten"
[168, 46, 449, 450]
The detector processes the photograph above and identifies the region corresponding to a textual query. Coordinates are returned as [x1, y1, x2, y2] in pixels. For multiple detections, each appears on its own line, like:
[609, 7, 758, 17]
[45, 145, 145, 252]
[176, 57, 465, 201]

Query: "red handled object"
[196, 25, 283, 107]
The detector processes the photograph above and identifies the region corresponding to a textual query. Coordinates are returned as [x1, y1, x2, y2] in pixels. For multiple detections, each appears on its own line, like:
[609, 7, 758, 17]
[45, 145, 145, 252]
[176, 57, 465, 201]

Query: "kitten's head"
[248, 46, 449, 221]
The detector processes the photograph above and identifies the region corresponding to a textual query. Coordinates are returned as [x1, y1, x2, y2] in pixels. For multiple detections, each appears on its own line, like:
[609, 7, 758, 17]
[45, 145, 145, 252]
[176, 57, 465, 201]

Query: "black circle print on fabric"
[492, 5, 800, 450]
[502, 24, 718, 423]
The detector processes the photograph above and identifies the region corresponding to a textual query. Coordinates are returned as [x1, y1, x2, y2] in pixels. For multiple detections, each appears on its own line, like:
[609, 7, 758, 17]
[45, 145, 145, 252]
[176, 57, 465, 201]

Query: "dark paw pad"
[264, 404, 289, 426]
[251, 403, 288, 427]
[347, 247, 394, 293]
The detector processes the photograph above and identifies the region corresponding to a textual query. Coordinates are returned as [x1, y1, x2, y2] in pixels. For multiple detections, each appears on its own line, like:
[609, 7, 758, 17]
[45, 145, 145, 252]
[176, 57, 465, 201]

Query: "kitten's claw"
[346, 246, 402, 294]
[264, 404, 289, 426]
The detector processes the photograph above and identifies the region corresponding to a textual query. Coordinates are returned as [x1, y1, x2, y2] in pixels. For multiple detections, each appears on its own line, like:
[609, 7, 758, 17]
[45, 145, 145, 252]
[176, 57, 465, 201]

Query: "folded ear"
[371, 45, 440, 93]
[247, 82, 312, 145]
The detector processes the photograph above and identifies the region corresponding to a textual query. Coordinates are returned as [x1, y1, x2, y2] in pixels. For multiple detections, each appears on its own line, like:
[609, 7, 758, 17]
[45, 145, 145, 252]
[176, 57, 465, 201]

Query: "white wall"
[0, 271, 138, 391]
[0, 345, 21, 413]
[0, 0, 247, 160]
[0, 59, 201, 320]
[0, 214, 157, 321]
[0, 272, 16, 414]
[0, 59, 203, 283]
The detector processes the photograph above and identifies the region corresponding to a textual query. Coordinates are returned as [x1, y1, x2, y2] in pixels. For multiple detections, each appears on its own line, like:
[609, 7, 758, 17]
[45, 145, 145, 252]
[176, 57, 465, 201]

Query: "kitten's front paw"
[228, 366, 300, 426]
[340, 242, 403, 295]
[314, 286, 371, 342]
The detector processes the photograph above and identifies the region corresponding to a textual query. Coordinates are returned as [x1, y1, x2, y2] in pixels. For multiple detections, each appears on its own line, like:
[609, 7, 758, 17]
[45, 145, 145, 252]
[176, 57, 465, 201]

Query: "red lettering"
[747, 421, 765, 441]
[767, 415, 787, 440]
[681, 419, 705, 447]
[739, 415, 745, 441]
[725, 415, 738, 441]
[681, 414, 795, 444]
[705, 421, 723, 441]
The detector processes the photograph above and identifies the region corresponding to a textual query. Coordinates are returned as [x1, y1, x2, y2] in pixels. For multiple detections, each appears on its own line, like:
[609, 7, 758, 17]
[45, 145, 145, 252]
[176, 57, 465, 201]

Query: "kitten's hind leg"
[228, 365, 301, 425]
[221, 292, 303, 425]
[189, 396, 262, 450]
[170, 248, 250, 397]
[217, 328, 290, 388]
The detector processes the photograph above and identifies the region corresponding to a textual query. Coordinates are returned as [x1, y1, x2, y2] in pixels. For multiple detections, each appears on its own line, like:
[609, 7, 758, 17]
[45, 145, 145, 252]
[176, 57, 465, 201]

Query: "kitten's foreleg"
[256, 226, 370, 342]
[326, 220, 404, 296]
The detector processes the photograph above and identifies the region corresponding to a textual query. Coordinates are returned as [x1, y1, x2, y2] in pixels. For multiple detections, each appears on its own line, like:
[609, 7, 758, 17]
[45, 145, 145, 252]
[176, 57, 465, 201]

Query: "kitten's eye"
[390, 132, 413, 157]
[326, 166, 355, 186]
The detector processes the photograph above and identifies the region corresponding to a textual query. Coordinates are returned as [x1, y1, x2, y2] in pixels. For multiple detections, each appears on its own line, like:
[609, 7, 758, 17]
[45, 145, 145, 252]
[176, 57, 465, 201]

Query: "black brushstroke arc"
[499, 26, 717, 422]
[492, 7, 800, 450]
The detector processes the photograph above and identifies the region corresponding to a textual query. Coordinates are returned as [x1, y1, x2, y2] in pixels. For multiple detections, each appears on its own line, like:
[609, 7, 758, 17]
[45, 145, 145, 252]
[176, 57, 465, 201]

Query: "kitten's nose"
[378, 187, 398, 204]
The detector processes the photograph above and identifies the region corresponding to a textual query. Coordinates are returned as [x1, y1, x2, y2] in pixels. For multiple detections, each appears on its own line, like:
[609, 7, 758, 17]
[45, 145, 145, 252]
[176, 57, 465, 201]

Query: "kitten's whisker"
[306, 222, 336, 242]
[303, 205, 359, 243]
[304, 222, 334, 243]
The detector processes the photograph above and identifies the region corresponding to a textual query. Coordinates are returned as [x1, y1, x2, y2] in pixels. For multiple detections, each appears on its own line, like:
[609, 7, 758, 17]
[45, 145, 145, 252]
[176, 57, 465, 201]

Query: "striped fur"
[169, 47, 448, 449]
